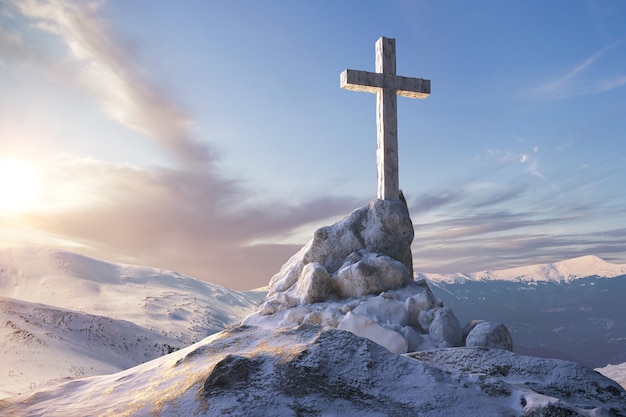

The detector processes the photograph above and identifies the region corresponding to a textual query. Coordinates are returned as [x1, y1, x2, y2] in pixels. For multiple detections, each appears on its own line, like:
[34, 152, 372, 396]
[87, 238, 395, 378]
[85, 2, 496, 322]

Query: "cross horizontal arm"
[340, 69, 431, 99]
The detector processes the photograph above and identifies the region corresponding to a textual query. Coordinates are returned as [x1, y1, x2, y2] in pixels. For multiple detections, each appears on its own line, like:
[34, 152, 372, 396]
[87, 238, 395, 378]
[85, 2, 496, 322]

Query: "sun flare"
[0, 158, 41, 212]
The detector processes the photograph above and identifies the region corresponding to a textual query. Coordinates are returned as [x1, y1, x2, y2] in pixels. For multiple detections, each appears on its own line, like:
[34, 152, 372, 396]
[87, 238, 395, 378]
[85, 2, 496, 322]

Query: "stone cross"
[340, 37, 430, 200]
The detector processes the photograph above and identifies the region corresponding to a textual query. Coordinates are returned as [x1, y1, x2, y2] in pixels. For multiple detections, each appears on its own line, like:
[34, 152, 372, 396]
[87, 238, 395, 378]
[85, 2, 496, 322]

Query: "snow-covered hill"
[0, 247, 265, 399]
[417, 255, 626, 284]
[2, 326, 624, 416]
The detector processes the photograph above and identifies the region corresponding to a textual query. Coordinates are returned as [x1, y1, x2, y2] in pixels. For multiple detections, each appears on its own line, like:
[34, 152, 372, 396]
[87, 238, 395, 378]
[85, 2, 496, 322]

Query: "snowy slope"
[0, 247, 265, 342]
[417, 255, 626, 284]
[597, 362, 626, 390]
[2, 326, 624, 416]
[0, 247, 265, 399]
[1, 297, 182, 399]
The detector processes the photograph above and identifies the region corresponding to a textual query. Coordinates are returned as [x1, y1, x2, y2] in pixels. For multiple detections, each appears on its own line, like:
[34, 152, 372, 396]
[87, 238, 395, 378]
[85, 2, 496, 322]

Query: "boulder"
[465, 321, 513, 351]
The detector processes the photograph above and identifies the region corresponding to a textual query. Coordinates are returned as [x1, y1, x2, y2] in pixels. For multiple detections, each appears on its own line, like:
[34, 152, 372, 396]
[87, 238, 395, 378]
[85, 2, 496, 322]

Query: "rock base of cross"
[242, 198, 512, 354]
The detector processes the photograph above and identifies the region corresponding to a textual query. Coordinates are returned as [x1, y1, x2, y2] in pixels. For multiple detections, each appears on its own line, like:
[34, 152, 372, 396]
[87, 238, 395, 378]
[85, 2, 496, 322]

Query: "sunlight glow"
[0, 158, 41, 212]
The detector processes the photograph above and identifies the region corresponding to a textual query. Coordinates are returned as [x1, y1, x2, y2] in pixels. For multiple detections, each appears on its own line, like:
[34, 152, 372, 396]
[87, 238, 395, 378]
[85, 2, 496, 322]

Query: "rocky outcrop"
[265, 198, 414, 304]
[243, 198, 504, 355]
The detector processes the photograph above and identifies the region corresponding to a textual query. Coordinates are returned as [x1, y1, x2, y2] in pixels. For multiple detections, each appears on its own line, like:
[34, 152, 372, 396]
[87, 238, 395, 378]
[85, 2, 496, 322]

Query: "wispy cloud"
[5, 0, 209, 164]
[527, 40, 626, 100]
[468, 181, 530, 208]
[410, 188, 464, 213]
[413, 226, 626, 274]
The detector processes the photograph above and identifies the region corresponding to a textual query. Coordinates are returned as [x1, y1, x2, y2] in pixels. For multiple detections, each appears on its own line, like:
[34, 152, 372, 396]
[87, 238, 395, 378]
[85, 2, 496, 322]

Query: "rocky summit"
[243, 198, 511, 354]
[3, 198, 626, 416]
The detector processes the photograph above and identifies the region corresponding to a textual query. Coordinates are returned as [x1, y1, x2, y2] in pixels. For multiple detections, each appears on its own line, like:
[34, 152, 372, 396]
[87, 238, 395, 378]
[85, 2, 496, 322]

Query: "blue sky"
[1, 0, 625, 289]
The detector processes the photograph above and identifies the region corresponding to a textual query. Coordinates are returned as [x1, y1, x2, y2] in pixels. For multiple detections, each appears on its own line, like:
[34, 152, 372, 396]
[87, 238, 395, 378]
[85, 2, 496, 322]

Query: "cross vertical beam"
[376, 37, 399, 201]
[340, 37, 430, 201]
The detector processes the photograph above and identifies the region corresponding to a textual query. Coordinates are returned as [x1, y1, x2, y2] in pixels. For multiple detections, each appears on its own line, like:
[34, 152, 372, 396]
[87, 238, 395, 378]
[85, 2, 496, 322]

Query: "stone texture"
[265, 198, 414, 306]
[333, 253, 410, 298]
[465, 321, 514, 351]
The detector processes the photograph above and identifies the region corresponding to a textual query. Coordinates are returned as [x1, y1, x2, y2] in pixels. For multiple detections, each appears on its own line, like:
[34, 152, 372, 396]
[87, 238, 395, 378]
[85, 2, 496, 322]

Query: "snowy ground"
[0, 247, 264, 399]
[2, 326, 624, 417]
[596, 362, 626, 390]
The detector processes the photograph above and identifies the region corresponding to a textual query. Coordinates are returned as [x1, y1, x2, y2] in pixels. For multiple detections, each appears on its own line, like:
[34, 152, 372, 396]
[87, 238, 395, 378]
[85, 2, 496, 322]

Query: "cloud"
[410, 189, 464, 213]
[527, 40, 626, 100]
[414, 209, 570, 241]
[413, 228, 626, 274]
[598, 75, 626, 92]
[468, 181, 530, 209]
[20, 155, 358, 289]
[5, 0, 210, 164]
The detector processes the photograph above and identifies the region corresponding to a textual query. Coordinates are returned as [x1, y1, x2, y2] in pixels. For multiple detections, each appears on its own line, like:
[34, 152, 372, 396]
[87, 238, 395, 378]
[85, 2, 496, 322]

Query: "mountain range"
[418, 255, 626, 368]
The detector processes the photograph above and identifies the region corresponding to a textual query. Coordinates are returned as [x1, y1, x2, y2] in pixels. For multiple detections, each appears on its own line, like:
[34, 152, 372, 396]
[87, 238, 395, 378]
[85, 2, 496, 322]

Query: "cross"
[340, 36, 430, 200]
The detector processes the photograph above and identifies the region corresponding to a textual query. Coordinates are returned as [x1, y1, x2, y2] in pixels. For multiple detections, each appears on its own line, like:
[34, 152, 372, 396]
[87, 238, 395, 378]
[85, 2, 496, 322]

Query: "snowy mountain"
[420, 256, 626, 368]
[0, 247, 265, 399]
[418, 255, 626, 284]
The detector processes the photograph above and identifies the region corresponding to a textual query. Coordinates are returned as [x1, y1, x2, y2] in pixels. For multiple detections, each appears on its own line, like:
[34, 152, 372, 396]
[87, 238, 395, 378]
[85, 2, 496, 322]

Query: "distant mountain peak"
[418, 255, 626, 284]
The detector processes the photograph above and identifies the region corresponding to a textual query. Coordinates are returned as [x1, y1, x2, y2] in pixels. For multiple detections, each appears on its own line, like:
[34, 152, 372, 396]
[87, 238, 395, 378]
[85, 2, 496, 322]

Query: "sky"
[0, 0, 625, 290]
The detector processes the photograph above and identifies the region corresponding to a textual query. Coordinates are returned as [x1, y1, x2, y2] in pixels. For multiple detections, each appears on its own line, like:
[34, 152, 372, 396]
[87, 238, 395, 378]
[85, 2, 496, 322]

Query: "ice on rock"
[242, 198, 468, 353]
[352, 295, 408, 327]
[338, 311, 408, 354]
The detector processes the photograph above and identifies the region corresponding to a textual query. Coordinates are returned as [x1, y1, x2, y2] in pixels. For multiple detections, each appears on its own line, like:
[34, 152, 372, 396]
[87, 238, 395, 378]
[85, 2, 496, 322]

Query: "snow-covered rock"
[3, 325, 624, 416]
[265, 198, 414, 305]
[465, 321, 514, 351]
[243, 198, 468, 353]
[337, 311, 408, 353]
